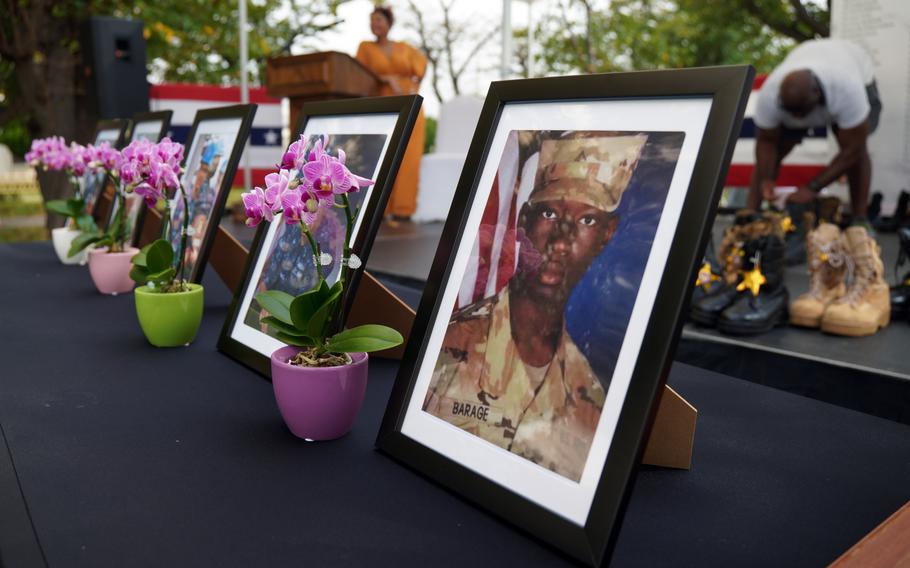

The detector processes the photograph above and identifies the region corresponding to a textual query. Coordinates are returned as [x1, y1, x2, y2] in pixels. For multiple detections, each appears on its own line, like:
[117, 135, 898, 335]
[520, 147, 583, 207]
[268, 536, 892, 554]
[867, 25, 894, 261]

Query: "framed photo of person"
[376, 67, 753, 565]
[217, 95, 422, 377]
[166, 104, 257, 284]
[103, 110, 174, 247]
[83, 119, 129, 221]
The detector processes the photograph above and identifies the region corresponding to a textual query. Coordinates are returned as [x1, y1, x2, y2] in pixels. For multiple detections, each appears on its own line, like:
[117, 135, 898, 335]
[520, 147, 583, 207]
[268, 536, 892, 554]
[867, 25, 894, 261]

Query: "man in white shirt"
[747, 39, 881, 225]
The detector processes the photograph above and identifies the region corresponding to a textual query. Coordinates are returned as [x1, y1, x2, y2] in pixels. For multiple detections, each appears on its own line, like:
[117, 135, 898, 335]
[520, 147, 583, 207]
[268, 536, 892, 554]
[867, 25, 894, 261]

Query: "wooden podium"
[266, 51, 380, 134]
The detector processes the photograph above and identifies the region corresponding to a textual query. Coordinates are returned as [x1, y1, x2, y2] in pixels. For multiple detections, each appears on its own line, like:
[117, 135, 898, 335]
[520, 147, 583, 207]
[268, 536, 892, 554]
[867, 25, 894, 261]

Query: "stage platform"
[220, 214, 910, 423]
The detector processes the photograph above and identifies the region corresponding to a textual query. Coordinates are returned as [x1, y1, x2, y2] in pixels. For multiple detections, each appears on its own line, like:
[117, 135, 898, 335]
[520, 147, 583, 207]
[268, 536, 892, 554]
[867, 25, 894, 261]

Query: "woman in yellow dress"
[356, 6, 427, 221]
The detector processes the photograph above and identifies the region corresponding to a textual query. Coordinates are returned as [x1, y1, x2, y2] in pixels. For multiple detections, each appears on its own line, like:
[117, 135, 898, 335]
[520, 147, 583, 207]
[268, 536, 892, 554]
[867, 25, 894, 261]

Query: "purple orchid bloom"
[66, 143, 92, 177]
[263, 170, 292, 208]
[155, 138, 184, 170]
[134, 182, 162, 208]
[278, 137, 305, 170]
[242, 187, 273, 227]
[303, 153, 352, 197]
[149, 160, 180, 195]
[307, 136, 326, 163]
[91, 142, 122, 173]
[281, 189, 319, 226]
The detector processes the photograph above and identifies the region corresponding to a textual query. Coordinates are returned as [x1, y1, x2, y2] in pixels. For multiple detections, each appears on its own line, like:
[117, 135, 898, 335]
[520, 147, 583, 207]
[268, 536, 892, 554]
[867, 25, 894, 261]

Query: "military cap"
[530, 134, 648, 212]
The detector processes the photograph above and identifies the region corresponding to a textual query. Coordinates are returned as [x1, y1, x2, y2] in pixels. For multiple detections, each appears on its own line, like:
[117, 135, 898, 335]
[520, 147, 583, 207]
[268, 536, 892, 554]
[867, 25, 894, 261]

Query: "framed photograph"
[103, 110, 174, 247]
[377, 67, 753, 565]
[165, 104, 257, 283]
[217, 95, 422, 377]
[83, 119, 129, 220]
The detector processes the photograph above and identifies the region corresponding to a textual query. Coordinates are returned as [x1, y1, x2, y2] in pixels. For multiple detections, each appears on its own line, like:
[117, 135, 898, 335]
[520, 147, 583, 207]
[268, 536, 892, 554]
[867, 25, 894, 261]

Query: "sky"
[312, 0, 537, 116]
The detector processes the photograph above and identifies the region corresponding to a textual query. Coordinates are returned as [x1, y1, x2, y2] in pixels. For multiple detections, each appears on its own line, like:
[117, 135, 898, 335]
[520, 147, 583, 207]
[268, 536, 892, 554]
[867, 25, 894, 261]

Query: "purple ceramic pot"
[270, 346, 369, 441]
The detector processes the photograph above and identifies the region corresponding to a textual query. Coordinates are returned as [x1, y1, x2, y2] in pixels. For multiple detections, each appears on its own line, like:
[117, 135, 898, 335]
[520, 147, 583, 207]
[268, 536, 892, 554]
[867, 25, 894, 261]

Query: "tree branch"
[741, 0, 813, 42]
[407, 0, 444, 102]
[788, 0, 829, 38]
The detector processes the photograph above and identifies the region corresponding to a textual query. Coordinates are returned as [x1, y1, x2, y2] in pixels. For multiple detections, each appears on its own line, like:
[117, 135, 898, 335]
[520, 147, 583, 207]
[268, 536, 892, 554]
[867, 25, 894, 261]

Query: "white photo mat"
[229, 113, 399, 358]
[399, 97, 714, 526]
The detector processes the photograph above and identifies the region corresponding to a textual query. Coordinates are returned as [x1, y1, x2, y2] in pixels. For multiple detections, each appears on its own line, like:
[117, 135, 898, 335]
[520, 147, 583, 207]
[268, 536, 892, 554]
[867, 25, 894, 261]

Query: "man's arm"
[754, 127, 780, 201]
[813, 119, 869, 189]
[787, 119, 870, 204]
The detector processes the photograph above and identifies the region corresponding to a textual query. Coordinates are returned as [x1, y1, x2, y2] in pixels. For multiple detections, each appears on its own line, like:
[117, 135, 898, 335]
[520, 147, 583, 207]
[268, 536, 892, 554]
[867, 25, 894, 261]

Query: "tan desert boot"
[790, 223, 847, 328]
[820, 226, 891, 336]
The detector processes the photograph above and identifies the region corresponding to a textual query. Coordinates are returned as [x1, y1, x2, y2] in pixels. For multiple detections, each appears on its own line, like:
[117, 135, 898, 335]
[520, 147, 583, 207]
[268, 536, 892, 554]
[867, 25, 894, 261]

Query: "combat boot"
[876, 190, 909, 233]
[689, 216, 753, 326]
[790, 223, 848, 328]
[782, 202, 813, 266]
[717, 228, 789, 335]
[820, 227, 890, 336]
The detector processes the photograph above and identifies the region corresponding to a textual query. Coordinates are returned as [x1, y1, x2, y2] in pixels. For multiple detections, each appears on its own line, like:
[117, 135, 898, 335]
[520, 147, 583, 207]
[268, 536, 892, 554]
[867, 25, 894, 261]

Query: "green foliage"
[44, 198, 97, 232]
[103, 0, 348, 85]
[0, 117, 31, 158]
[68, 230, 108, 257]
[424, 116, 437, 154]
[129, 238, 177, 287]
[325, 325, 405, 354]
[256, 279, 404, 356]
[533, 0, 829, 75]
[67, 190, 133, 256]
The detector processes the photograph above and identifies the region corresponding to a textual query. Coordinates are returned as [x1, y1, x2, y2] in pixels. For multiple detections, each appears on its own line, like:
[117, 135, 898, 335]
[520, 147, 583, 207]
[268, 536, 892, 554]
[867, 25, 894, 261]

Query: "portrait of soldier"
[423, 134, 648, 482]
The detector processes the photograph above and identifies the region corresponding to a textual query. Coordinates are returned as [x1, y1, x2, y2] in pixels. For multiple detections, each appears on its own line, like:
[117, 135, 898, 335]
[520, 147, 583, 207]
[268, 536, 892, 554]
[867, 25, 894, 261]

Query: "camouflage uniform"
[423, 287, 605, 482]
[422, 134, 650, 482]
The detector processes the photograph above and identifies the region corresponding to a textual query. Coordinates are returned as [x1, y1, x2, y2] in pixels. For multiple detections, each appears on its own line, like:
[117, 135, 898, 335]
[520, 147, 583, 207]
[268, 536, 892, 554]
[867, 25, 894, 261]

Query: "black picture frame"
[117, 110, 175, 247]
[217, 95, 422, 378]
[165, 103, 257, 284]
[84, 118, 129, 222]
[376, 66, 753, 566]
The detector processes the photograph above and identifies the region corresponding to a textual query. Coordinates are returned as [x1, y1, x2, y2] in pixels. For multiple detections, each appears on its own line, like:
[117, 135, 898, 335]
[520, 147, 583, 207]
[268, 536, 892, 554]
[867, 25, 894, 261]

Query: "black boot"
[877, 190, 909, 233]
[689, 216, 751, 327]
[868, 192, 883, 226]
[783, 201, 811, 266]
[890, 227, 910, 322]
[717, 234, 789, 335]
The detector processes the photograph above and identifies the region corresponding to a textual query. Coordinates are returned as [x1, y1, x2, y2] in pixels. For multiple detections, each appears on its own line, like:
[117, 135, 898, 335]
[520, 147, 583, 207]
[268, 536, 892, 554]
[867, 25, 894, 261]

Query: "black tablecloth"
[2, 242, 909, 567]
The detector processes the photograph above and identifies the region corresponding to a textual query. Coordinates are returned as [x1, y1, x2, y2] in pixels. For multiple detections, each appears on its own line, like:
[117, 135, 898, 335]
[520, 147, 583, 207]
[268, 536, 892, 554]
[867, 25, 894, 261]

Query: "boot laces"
[807, 236, 851, 300]
[843, 251, 876, 305]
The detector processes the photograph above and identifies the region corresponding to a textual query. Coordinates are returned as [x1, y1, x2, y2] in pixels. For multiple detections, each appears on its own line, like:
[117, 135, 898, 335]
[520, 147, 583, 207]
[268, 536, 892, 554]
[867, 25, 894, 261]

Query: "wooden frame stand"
[136, 211, 696, 470]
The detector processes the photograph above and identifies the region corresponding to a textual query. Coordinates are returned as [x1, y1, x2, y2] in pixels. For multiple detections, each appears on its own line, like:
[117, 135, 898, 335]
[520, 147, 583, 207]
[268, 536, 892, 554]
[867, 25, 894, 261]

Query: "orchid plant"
[242, 136, 403, 367]
[66, 138, 182, 259]
[122, 138, 197, 293]
[30, 137, 98, 234]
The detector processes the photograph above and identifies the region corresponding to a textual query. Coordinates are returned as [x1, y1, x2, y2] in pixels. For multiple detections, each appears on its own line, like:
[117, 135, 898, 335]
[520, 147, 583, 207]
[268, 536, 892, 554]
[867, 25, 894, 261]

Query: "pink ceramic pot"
[270, 346, 369, 441]
[88, 247, 138, 295]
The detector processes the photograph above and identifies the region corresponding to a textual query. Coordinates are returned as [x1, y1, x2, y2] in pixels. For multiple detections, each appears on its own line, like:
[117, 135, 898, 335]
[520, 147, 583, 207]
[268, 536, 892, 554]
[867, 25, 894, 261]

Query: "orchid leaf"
[326, 325, 403, 353]
[306, 282, 343, 339]
[289, 278, 330, 331]
[261, 316, 310, 338]
[68, 232, 104, 256]
[144, 239, 174, 272]
[256, 290, 295, 326]
[75, 214, 97, 233]
[132, 249, 148, 268]
[146, 267, 176, 282]
[129, 265, 150, 284]
[276, 332, 315, 347]
[46, 198, 83, 218]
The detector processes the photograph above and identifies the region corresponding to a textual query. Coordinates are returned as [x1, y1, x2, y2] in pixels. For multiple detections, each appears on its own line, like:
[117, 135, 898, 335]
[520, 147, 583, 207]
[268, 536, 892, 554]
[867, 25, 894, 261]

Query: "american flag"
[149, 83, 283, 190]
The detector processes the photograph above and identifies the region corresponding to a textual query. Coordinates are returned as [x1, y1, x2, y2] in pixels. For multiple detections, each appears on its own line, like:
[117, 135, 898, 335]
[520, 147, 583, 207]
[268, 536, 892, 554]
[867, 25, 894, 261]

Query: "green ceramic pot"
[134, 283, 204, 347]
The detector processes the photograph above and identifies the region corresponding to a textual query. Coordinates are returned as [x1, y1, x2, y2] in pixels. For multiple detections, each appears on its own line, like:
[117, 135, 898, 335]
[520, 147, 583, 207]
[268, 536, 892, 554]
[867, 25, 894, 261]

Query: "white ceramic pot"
[51, 227, 88, 265]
